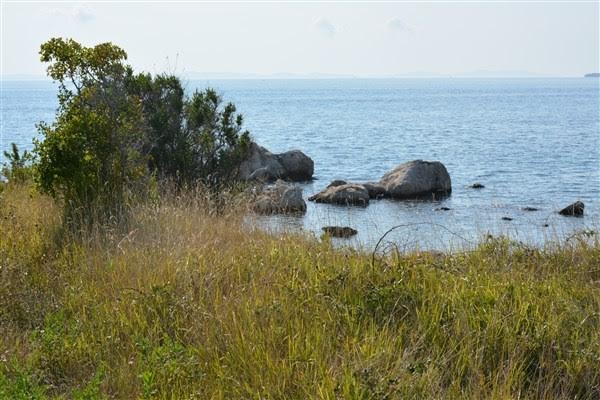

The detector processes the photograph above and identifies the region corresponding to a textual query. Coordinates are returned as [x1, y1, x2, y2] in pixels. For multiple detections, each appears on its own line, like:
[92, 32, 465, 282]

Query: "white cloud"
[74, 5, 95, 23]
[387, 17, 413, 34]
[314, 17, 336, 37]
[45, 4, 95, 23]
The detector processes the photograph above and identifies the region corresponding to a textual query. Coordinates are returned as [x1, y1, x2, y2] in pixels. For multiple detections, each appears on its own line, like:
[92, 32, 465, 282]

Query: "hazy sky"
[1, 1, 599, 78]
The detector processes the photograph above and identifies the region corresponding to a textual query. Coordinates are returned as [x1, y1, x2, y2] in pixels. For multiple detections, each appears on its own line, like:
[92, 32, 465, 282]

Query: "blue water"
[2, 78, 599, 250]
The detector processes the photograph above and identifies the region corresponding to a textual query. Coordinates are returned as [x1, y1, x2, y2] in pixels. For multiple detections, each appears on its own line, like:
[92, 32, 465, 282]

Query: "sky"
[1, 1, 599, 78]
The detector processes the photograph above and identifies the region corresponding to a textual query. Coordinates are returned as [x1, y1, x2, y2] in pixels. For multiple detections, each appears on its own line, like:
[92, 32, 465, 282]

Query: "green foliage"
[0, 364, 47, 400]
[186, 89, 250, 187]
[185, 88, 250, 188]
[34, 38, 251, 230]
[72, 369, 105, 400]
[1, 143, 35, 183]
[126, 73, 188, 181]
[127, 74, 251, 188]
[35, 38, 147, 229]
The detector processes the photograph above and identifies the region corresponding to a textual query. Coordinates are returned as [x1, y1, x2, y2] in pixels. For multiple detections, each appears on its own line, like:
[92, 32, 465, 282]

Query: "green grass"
[1, 182, 599, 399]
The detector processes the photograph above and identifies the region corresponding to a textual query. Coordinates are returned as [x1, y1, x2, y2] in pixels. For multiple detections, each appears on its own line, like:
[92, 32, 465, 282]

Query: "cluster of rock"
[242, 143, 586, 235]
[238, 142, 314, 182]
[308, 160, 452, 206]
[239, 142, 313, 214]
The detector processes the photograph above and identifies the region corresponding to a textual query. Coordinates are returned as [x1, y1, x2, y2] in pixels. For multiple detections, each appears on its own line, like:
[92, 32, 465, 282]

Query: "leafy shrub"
[35, 38, 147, 229]
[34, 38, 251, 230]
[127, 74, 250, 189]
[126, 73, 188, 182]
[184, 88, 250, 189]
[1, 143, 35, 184]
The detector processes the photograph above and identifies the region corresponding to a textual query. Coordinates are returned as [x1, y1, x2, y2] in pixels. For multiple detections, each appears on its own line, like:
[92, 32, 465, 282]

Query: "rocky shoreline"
[243, 142, 586, 236]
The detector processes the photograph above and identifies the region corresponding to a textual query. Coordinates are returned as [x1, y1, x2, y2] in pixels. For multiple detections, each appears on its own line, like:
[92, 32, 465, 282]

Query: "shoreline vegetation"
[1, 37, 599, 398]
[1, 181, 599, 398]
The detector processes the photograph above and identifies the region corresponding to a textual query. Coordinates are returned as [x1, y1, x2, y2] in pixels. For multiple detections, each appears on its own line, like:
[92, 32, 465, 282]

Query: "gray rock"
[378, 160, 452, 199]
[238, 142, 313, 182]
[308, 183, 369, 206]
[362, 182, 386, 199]
[252, 180, 306, 214]
[248, 166, 277, 182]
[559, 201, 584, 217]
[238, 142, 286, 182]
[322, 226, 358, 238]
[276, 150, 314, 181]
[327, 180, 348, 188]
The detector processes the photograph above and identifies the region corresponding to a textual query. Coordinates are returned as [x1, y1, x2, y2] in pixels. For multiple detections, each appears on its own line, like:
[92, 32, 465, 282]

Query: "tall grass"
[1, 182, 599, 399]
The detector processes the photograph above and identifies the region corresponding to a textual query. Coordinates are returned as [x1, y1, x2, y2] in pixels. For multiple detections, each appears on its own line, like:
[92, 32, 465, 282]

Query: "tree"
[35, 38, 147, 229]
[185, 88, 250, 189]
[126, 72, 250, 189]
[126, 73, 188, 182]
[35, 38, 252, 230]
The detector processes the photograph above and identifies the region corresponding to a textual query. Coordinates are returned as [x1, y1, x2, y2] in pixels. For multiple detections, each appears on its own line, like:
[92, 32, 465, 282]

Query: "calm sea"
[2, 78, 599, 250]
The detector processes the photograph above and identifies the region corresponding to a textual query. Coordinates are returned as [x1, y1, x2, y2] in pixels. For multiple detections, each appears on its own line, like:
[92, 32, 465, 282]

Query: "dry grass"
[1, 182, 599, 399]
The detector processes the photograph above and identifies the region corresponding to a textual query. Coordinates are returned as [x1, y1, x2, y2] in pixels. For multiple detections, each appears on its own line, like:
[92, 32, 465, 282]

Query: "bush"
[184, 88, 250, 189]
[34, 38, 251, 230]
[35, 38, 147, 229]
[127, 75, 250, 189]
[1, 143, 35, 184]
[126, 73, 188, 182]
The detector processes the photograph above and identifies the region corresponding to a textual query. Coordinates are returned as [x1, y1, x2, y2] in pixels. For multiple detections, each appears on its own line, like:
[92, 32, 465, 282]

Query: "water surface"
[2, 78, 598, 250]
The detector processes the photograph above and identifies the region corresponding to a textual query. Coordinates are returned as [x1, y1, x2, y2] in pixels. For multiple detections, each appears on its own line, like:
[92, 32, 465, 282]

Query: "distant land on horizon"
[584, 72, 600, 78]
[0, 71, 592, 81]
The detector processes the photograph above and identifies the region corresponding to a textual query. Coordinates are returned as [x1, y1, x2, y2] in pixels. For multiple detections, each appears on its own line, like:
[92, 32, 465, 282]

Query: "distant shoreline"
[1, 75, 596, 82]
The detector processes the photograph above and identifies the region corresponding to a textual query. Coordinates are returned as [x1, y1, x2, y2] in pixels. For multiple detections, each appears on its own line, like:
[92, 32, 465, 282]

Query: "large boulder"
[252, 180, 307, 214]
[378, 160, 451, 199]
[308, 183, 369, 206]
[238, 142, 313, 182]
[238, 142, 285, 182]
[276, 150, 314, 181]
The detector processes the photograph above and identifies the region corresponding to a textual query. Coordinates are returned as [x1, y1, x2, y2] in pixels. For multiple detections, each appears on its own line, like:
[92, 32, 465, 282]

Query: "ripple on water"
[3, 78, 599, 250]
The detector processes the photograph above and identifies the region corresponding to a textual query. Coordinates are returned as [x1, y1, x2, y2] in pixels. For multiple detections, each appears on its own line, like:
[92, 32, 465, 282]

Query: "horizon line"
[2, 72, 597, 81]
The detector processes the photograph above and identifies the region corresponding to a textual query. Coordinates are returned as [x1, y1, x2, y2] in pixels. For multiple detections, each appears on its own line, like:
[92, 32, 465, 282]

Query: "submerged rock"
[252, 180, 306, 214]
[308, 183, 369, 206]
[559, 201, 584, 217]
[322, 226, 358, 238]
[238, 142, 314, 182]
[522, 207, 539, 212]
[469, 183, 485, 189]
